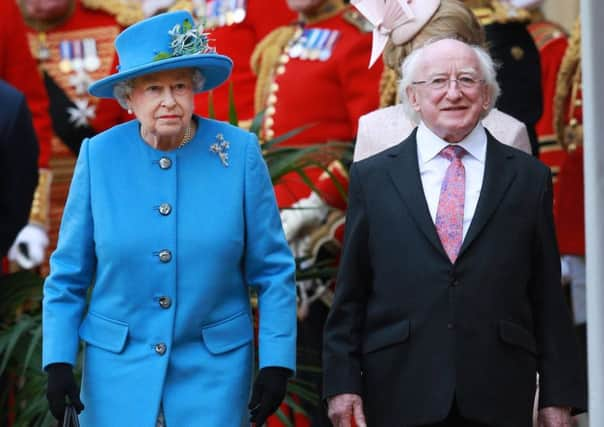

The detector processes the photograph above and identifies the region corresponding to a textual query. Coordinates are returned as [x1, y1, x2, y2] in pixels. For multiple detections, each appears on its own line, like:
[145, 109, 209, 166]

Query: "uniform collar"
[301, 0, 345, 25]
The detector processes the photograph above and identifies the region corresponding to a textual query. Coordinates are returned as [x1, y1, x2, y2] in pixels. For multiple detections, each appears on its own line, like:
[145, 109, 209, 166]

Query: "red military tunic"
[0, 0, 52, 170]
[1, 0, 54, 244]
[253, 0, 382, 210]
[528, 19, 568, 211]
[192, 0, 296, 123]
[553, 21, 584, 256]
[20, 0, 129, 274]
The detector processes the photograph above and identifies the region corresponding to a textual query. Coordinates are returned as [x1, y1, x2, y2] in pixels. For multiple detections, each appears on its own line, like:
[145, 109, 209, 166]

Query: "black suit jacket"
[0, 80, 39, 260]
[323, 129, 586, 427]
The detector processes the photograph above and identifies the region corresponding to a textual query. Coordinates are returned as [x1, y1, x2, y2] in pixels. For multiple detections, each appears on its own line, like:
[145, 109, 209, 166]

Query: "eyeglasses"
[412, 76, 485, 91]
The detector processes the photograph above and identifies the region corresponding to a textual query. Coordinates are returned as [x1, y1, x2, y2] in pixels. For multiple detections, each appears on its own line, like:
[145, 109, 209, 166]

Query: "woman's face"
[127, 68, 195, 141]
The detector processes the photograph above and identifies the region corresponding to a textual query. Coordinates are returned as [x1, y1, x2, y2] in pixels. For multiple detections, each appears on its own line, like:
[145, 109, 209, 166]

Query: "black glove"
[248, 366, 292, 426]
[46, 363, 84, 422]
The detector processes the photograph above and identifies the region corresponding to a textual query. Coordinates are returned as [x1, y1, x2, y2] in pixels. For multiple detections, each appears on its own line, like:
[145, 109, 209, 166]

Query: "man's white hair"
[113, 68, 205, 110]
[398, 38, 501, 124]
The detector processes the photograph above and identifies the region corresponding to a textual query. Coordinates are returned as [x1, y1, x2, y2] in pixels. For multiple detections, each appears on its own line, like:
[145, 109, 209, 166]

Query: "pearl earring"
[128, 108, 132, 114]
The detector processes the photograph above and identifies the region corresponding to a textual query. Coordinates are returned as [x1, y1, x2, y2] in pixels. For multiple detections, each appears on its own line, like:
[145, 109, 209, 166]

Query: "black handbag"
[62, 405, 80, 427]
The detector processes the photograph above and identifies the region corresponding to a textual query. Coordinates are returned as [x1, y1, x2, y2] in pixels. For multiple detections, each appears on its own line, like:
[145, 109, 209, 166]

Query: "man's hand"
[537, 406, 573, 427]
[8, 224, 49, 269]
[327, 393, 366, 427]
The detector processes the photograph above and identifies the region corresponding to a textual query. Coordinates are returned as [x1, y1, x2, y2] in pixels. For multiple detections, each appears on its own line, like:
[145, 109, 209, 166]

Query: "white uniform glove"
[280, 192, 329, 242]
[8, 224, 49, 269]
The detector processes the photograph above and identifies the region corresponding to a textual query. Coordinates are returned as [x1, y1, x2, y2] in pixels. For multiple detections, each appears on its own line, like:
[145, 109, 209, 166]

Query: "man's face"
[406, 39, 491, 143]
[286, 0, 325, 14]
[23, 0, 71, 21]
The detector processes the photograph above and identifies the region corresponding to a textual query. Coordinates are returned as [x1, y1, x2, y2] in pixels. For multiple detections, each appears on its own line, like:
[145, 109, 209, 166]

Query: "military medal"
[310, 29, 330, 61]
[300, 28, 322, 59]
[36, 33, 51, 61]
[300, 29, 321, 61]
[58, 40, 73, 73]
[193, 0, 208, 23]
[72, 40, 84, 72]
[225, 0, 236, 25]
[83, 38, 101, 72]
[288, 30, 307, 59]
[319, 30, 340, 61]
[216, 1, 227, 27]
[69, 69, 93, 95]
[233, 0, 246, 24]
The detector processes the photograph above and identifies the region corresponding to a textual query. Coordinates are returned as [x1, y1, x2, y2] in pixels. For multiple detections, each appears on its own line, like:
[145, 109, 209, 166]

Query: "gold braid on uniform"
[82, 0, 144, 26]
[553, 18, 581, 151]
[29, 169, 52, 228]
[250, 26, 298, 114]
[169, 0, 193, 13]
[379, 67, 399, 108]
[467, 0, 531, 25]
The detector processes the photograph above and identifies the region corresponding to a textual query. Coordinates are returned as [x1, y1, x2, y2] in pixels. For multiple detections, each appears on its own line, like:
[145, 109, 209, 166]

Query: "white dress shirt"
[416, 121, 487, 239]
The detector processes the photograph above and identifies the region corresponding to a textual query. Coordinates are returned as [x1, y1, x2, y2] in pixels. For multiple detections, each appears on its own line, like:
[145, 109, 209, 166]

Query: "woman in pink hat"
[351, 0, 533, 163]
[42, 10, 296, 426]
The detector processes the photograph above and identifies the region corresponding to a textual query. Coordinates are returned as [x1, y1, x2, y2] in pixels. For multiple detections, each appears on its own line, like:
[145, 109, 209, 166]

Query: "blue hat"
[88, 10, 232, 98]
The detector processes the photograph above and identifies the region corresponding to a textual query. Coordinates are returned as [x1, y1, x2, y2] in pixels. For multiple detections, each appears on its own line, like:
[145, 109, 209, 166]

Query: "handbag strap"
[62, 405, 81, 427]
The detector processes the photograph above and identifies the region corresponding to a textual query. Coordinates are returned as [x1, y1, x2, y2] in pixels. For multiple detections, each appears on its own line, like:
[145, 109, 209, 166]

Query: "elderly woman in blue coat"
[42, 10, 296, 426]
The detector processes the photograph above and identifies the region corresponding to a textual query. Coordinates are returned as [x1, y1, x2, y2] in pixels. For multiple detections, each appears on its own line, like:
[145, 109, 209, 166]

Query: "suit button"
[448, 323, 455, 329]
[158, 250, 172, 263]
[451, 280, 459, 287]
[159, 203, 172, 216]
[154, 343, 167, 355]
[159, 157, 172, 169]
[159, 296, 172, 309]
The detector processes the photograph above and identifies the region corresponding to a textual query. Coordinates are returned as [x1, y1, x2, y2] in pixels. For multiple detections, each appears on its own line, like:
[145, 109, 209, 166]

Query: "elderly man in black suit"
[0, 80, 39, 268]
[323, 38, 585, 427]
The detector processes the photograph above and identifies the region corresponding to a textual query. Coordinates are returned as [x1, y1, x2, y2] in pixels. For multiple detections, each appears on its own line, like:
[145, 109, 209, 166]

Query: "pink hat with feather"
[352, 0, 440, 68]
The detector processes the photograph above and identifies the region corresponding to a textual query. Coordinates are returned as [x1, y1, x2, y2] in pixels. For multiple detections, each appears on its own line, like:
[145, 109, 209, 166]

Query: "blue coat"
[43, 117, 297, 426]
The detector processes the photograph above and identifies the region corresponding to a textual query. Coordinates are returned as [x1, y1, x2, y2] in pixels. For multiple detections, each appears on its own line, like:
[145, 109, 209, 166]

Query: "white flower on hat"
[154, 18, 215, 61]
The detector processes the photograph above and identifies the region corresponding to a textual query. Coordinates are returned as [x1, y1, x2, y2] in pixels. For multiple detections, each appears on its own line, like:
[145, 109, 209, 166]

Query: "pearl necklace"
[178, 124, 193, 149]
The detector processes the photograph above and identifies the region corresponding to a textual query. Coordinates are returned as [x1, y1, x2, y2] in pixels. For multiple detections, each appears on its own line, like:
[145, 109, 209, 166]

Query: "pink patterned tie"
[435, 145, 466, 263]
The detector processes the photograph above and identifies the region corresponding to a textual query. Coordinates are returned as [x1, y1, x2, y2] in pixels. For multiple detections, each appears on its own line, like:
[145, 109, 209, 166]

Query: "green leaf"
[153, 51, 171, 61]
[183, 18, 192, 32]
[284, 394, 308, 414]
[0, 315, 37, 373]
[262, 123, 316, 150]
[248, 110, 265, 136]
[274, 409, 294, 426]
[21, 322, 42, 377]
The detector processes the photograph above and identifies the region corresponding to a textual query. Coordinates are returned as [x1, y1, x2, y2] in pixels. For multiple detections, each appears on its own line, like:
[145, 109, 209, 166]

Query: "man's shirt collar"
[417, 121, 487, 165]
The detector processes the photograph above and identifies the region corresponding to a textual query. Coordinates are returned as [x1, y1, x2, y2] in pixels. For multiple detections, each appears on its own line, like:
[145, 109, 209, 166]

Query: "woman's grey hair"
[398, 38, 501, 124]
[113, 68, 206, 109]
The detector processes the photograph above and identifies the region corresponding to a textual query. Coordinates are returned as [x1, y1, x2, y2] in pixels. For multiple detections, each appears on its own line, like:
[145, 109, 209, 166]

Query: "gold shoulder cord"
[169, 0, 193, 13]
[379, 67, 399, 108]
[251, 25, 298, 115]
[469, 0, 531, 25]
[29, 169, 52, 228]
[81, 0, 144, 26]
[553, 18, 581, 152]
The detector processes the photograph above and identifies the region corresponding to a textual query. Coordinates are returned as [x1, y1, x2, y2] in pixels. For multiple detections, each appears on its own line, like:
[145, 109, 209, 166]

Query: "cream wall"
[542, 0, 580, 31]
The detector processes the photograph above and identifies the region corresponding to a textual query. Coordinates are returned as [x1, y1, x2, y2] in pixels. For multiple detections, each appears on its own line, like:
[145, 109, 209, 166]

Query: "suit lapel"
[458, 131, 517, 257]
[387, 130, 447, 257]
